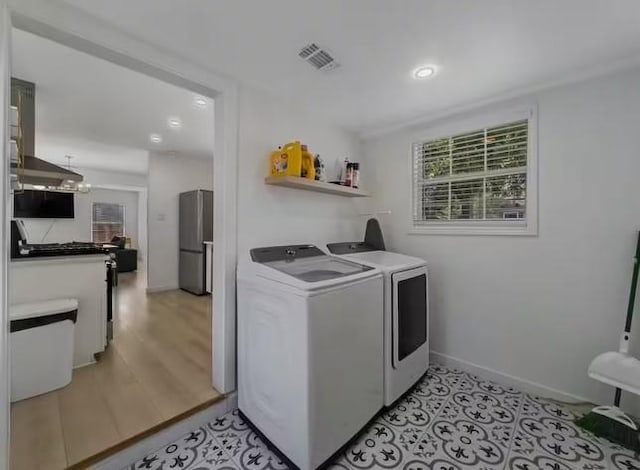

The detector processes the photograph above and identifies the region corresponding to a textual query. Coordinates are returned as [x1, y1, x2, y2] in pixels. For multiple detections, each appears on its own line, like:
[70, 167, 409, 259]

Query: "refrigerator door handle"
[197, 190, 203, 246]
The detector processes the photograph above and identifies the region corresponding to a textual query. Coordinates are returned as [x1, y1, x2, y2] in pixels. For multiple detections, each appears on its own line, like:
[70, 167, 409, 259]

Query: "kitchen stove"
[11, 220, 111, 259]
[18, 241, 109, 258]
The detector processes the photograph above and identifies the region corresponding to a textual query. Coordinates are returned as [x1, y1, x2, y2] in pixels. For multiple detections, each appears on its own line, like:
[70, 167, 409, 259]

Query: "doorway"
[0, 4, 238, 469]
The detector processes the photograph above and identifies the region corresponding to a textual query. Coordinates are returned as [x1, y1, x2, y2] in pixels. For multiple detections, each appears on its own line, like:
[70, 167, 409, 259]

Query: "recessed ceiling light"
[413, 65, 437, 79]
[168, 118, 182, 129]
[149, 133, 163, 143]
[194, 96, 208, 108]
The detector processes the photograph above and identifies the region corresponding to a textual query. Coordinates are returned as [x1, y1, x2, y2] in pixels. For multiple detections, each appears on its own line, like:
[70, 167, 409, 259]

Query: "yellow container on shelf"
[270, 147, 288, 176]
[270, 141, 303, 177]
[300, 145, 316, 180]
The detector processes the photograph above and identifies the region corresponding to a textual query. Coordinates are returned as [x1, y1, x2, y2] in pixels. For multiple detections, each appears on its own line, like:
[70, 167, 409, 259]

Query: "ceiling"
[11, 28, 215, 174]
[57, 0, 640, 135]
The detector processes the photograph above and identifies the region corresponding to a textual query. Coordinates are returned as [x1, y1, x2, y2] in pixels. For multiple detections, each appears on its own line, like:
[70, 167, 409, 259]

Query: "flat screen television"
[14, 190, 75, 219]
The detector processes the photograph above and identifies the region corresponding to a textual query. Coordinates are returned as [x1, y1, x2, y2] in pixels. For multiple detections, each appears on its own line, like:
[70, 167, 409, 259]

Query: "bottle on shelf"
[351, 162, 360, 188]
[314, 155, 326, 182]
[339, 157, 350, 185]
[345, 163, 354, 187]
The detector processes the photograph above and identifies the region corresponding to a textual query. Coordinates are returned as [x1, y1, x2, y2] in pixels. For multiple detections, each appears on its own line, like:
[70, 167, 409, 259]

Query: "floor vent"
[298, 43, 340, 71]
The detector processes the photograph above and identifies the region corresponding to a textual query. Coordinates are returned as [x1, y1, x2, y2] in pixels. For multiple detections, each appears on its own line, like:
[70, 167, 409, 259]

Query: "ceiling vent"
[298, 43, 339, 71]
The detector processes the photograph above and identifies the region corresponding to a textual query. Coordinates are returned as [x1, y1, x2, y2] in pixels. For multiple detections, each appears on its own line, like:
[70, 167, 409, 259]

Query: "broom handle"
[625, 231, 640, 334]
[614, 231, 640, 408]
[615, 388, 622, 407]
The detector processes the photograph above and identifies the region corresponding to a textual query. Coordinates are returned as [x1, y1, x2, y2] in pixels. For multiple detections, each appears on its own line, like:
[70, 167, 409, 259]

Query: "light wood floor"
[10, 271, 220, 469]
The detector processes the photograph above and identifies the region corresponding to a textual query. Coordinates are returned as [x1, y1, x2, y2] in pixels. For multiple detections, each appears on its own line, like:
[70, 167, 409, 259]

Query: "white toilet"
[10, 298, 78, 402]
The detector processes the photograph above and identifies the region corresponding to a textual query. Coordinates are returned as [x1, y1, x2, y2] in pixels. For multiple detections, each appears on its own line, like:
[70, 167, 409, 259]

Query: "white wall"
[236, 85, 366, 258]
[364, 66, 640, 412]
[16, 187, 139, 247]
[36, 133, 149, 175]
[147, 152, 213, 291]
[76, 166, 147, 188]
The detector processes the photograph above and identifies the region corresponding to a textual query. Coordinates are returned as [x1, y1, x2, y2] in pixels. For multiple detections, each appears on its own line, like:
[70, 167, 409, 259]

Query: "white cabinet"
[10, 255, 109, 367]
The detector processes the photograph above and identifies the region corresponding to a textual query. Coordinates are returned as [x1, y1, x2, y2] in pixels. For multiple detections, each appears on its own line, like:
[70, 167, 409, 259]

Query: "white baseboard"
[145, 285, 178, 294]
[72, 360, 96, 369]
[431, 351, 592, 404]
[95, 394, 238, 470]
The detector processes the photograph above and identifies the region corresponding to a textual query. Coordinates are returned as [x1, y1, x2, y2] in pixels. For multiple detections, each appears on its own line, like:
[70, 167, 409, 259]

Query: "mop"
[577, 231, 640, 451]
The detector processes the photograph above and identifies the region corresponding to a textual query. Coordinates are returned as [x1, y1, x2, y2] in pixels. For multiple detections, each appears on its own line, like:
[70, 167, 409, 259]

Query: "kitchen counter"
[11, 253, 110, 264]
[10, 254, 110, 367]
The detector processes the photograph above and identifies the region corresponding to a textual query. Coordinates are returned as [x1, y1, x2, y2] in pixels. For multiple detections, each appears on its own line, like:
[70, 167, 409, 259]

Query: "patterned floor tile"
[128, 426, 210, 470]
[207, 410, 252, 444]
[128, 364, 640, 470]
[380, 394, 437, 430]
[340, 421, 405, 469]
[429, 418, 505, 468]
[510, 395, 613, 470]
[191, 431, 239, 469]
[510, 419, 607, 469]
[451, 390, 520, 428]
[412, 370, 456, 400]
[428, 364, 475, 392]
[190, 465, 240, 470]
[228, 430, 289, 470]
[610, 450, 640, 470]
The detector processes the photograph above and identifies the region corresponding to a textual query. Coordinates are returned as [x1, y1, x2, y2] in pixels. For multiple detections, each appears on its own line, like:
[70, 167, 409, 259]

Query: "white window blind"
[412, 119, 529, 226]
[92, 202, 125, 243]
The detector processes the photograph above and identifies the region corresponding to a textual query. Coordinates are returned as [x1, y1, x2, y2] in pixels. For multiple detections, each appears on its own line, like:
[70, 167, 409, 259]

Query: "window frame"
[408, 105, 538, 236]
[91, 202, 126, 243]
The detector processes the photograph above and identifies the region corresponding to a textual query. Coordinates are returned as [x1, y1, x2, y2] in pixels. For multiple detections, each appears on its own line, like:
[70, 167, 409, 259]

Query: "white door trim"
[0, 5, 11, 470]
[0, 1, 239, 467]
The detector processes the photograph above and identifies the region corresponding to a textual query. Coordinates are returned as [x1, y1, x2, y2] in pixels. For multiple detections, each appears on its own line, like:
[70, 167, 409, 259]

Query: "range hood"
[11, 78, 84, 188]
[19, 155, 83, 187]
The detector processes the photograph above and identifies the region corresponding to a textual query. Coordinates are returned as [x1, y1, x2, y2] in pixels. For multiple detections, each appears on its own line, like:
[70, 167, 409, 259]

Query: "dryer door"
[392, 266, 428, 367]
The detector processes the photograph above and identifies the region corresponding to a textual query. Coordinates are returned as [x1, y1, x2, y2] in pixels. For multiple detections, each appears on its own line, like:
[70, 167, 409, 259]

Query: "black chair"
[110, 236, 138, 273]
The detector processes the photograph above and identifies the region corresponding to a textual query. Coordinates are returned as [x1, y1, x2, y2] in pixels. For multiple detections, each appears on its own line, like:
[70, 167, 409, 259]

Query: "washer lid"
[264, 255, 373, 282]
[336, 250, 426, 272]
[242, 244, 380, 291]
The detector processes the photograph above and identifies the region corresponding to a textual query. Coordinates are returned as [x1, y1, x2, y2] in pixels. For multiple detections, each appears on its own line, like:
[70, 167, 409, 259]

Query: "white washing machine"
[328, 243, 429, 406]
[237, 244, 384, 470]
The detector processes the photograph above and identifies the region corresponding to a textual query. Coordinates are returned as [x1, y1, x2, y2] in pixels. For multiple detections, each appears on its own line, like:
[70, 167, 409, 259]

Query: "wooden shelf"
[265, 176, 370, 198]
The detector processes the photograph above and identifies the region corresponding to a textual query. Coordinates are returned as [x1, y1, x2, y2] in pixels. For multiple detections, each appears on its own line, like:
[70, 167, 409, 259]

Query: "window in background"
[411, 115, 536, 235]
[92, 202, 125, 243]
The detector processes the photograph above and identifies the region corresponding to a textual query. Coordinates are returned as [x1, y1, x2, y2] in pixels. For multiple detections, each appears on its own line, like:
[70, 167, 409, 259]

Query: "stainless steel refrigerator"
[179, 189, 213, 295]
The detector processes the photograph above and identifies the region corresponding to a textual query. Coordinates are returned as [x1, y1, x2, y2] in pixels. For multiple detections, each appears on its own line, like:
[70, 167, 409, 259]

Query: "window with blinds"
[412, 119, 529, 228]
[92, 202, 125, 243]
